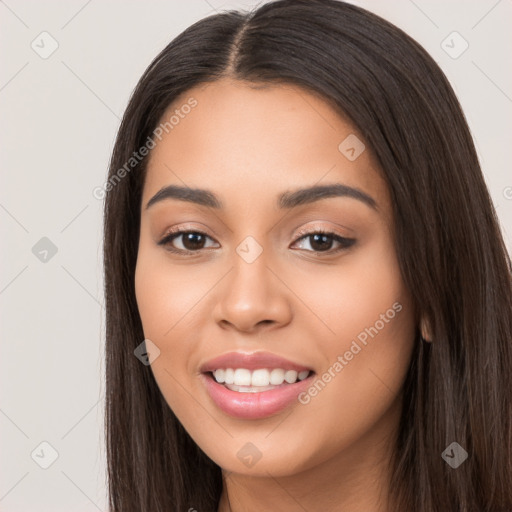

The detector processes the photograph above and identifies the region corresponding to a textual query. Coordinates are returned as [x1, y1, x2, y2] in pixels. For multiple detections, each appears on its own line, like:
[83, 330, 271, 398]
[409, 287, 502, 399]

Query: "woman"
[103, 1, 512, 510]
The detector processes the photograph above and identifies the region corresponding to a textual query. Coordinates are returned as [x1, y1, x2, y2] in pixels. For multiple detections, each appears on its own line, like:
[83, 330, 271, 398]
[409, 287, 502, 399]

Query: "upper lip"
[200, 351, 313, 373]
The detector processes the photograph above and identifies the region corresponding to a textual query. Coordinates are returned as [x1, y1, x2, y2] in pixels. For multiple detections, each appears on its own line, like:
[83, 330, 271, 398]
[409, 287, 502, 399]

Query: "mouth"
[199, 352, 316, 419]
[206, 367, 312, 392]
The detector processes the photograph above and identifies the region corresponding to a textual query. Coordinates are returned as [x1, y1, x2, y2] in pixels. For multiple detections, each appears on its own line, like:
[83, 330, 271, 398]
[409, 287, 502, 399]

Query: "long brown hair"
[103, 1, 512, 510]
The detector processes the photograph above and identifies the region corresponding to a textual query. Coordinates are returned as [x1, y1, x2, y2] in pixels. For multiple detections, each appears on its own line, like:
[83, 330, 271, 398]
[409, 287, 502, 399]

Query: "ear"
[420, 316, 433, 343]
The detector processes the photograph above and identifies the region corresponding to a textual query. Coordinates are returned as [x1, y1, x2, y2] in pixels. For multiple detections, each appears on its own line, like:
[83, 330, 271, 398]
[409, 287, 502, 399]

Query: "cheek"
[289, 231, 416, 414]
[276, 249, 415, 473]
[134, 243, 212, 339]
[134, 244, 217, 415]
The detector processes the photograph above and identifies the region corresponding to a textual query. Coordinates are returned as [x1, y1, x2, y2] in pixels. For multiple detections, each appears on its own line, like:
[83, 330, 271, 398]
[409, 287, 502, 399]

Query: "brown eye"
[308, 233, 335, 252]
[292, 230, 356, 254]
[179, 232, 207, 250]
[158, 230, 219, 253]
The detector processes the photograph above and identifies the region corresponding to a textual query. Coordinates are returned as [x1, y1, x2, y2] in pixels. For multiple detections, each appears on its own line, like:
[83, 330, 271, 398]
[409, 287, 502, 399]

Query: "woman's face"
[135, 78, 416, 477]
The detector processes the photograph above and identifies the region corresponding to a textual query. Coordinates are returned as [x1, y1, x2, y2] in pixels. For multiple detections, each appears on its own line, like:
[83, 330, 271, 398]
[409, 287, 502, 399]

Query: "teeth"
[224, 368, 234, 385]
[269, 368, 284, 386]
[269, 368, 285, 385]
[284, 370, 298, 383]
[213, 369, 225, 383]
[212, 368, 310, 386]
[251, 369, 270, 386]
[223, 383, 277, 393]
[298, 370, 309, 381]
[234, 368, 252, 386]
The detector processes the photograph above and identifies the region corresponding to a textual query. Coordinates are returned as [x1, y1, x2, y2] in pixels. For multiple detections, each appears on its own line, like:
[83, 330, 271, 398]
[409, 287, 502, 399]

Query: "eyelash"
[157, 227, 356, 256]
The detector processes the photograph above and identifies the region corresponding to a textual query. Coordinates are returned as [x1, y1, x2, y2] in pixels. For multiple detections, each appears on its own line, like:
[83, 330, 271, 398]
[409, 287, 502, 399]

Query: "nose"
[212, 252, 293, 334]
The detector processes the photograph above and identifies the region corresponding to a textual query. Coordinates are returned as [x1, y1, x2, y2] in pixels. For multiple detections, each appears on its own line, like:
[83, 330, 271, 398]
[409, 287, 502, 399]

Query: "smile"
[200, 352, 316, 419]
[212, 368, 311, 392]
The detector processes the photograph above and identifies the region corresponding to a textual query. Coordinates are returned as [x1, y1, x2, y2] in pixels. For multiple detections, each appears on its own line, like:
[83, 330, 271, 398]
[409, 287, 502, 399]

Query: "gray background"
[1, 0, 510, 510]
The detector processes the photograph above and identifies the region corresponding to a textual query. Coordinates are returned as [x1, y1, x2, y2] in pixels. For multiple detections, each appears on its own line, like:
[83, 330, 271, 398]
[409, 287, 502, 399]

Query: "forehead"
[143, 78, 389, 213]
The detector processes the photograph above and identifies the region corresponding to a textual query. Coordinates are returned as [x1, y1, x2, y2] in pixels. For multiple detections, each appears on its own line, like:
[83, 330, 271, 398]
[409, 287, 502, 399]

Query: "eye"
[157, 227, 356, 256]
[158, 229, 219, 254]
[291, 229, 356, 254]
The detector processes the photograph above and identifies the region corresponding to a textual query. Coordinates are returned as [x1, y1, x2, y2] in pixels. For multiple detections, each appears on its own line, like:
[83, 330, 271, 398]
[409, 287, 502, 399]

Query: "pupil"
[183, 232, 205, 250]
[310, 234, 332, 251]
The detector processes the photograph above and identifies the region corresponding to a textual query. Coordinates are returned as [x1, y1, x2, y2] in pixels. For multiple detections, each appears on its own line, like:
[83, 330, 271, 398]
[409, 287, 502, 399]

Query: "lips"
[200, 351, 312, 373]
[199, 351, 315, 419]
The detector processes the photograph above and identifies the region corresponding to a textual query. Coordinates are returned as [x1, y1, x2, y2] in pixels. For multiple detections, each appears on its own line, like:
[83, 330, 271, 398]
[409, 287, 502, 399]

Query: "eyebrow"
[145, 183, 377, 211]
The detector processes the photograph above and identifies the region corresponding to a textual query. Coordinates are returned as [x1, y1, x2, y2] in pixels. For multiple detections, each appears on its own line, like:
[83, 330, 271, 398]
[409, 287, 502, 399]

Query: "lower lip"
[201, 373, 314, 419]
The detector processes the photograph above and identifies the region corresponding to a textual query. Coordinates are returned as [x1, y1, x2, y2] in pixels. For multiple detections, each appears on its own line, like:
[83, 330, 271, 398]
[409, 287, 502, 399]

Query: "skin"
[135, 77, 418, 511]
